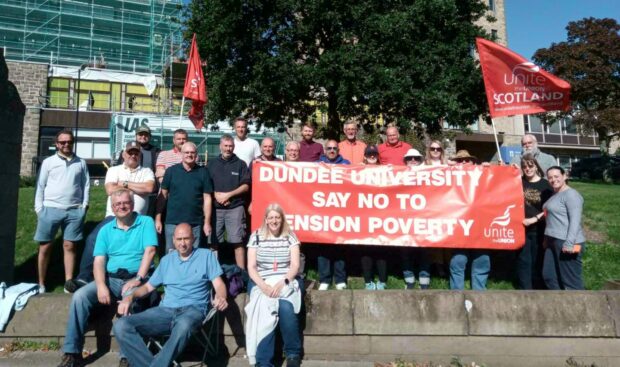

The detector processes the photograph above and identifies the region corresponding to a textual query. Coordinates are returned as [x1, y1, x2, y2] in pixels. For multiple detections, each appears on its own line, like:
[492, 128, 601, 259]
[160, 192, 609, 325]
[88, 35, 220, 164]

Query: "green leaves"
[186, 0, 491, 137]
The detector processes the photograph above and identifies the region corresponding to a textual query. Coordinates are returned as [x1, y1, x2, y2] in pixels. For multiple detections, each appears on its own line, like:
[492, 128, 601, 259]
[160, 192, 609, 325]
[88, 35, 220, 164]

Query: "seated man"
[113, 223, 228, 367]
[58, 189, 157, 367]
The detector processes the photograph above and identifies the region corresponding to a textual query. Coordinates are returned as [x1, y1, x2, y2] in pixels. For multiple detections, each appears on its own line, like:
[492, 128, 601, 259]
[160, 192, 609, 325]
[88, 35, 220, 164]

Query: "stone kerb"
[465, 291, 616, 337]
[304, 290, 354, 335]
[352, 290, 467, 335]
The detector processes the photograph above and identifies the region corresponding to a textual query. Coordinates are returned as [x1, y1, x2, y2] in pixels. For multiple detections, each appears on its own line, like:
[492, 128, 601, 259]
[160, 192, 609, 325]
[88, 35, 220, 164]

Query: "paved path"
[0, 351, 375, 367]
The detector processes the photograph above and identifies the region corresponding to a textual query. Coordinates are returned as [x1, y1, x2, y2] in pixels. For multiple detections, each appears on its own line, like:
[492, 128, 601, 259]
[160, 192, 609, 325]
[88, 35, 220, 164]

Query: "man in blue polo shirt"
[113, 223, 228, 367]
[57, 189, 157, 367]
[155, 141, 213, 252]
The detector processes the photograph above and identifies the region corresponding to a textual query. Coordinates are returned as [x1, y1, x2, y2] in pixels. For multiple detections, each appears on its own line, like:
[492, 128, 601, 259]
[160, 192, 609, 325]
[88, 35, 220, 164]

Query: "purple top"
[299, 140, 324, 162]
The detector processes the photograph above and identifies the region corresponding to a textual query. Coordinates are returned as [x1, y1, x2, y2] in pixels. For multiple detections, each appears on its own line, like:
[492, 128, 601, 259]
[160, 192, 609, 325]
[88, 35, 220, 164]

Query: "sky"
[505, 0, 619, 61]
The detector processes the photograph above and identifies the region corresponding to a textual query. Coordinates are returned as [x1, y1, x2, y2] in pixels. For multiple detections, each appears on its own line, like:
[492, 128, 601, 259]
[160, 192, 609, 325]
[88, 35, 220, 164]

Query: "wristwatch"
[123, 180, 129, 188]
[135, 274, 145, 283]
[284, 278, 290, 285]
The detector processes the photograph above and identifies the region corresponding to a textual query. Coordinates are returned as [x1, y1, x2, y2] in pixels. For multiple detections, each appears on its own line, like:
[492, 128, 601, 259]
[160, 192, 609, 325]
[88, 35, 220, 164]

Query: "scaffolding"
[0, 0, 183, 73]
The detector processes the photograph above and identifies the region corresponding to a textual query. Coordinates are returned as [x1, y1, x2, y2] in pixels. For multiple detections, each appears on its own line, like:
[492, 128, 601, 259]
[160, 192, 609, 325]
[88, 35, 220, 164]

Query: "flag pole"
[178, 96, 185, 129]
[491, 118, 503, 164]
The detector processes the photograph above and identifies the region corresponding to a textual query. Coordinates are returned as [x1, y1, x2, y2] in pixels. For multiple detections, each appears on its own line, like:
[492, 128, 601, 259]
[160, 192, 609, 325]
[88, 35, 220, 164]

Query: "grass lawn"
[13, 181, 620, 291]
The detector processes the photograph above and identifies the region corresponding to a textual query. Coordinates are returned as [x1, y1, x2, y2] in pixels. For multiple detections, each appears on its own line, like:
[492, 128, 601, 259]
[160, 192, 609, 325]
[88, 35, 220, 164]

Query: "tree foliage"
[185, 0, 492, 139]
[533, 17, 620, 153]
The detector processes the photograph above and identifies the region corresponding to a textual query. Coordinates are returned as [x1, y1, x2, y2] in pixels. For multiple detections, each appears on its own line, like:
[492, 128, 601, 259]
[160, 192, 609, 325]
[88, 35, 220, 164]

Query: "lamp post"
[73, 63, 88, 153]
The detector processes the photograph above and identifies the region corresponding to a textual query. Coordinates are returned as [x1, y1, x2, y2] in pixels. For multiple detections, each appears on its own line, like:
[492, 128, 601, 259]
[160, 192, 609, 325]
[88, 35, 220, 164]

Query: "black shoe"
[57, 353, 83, 367]
[64, 279, 87, 293]
[118, 357, 130, 367]
[286, 357, 301, 367]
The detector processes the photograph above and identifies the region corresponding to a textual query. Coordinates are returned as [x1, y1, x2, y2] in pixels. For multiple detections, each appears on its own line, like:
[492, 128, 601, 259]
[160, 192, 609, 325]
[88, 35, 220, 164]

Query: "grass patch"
[0, 339, 60, 353]
[13, 182, 620, 291]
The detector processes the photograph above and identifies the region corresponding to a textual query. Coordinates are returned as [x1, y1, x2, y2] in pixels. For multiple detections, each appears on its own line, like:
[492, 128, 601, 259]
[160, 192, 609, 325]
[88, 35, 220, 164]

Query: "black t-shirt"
[522, 178, 553, 233]
[206, 154, 251, 209]
[161, 163, 213, 225]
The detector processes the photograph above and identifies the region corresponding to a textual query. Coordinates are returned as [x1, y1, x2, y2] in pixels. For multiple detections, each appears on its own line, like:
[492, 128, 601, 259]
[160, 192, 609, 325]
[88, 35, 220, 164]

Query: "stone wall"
[6, 61, 48, 177]
[2, 290, 620, 367]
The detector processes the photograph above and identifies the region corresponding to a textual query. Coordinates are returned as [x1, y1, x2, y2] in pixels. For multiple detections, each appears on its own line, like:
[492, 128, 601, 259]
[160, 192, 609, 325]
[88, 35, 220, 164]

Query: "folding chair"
[146, 290, 221, 367]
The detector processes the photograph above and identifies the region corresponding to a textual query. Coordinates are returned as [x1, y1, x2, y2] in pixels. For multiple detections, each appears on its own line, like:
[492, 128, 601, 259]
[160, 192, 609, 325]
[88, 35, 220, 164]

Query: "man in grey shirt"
[510, 134, 557, 172]
[34, 130, 90, 293]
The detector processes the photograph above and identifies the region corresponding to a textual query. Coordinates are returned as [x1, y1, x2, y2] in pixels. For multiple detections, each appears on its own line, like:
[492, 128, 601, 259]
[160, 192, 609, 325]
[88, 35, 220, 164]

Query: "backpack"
[221, 263, 245, 298]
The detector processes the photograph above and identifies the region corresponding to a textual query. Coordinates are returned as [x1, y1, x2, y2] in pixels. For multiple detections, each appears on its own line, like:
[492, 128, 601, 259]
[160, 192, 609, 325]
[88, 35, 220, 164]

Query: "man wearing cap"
[338, 121, 367, 165]
[65, 141, 155, 293]
[378, 126, 412, 165]
[117, 125, 160, 173]
[363, 145, 379, 165]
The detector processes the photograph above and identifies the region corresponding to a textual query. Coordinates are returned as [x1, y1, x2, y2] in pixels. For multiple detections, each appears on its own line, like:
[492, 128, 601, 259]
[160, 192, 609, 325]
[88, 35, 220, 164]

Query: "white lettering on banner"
[259, 165, 483, 187]
[492, 92, 564, 105]
[286, 214, 361, 233]
[358, 193, 390, 209]
[395, 193, 427, 210]
[368, 217, 474, 237]
[312, 191, 351, 208]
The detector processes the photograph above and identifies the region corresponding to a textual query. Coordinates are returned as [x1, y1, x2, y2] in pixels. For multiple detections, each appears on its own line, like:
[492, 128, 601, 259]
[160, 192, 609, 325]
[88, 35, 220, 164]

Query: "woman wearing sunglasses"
[425, 140, 447, 166]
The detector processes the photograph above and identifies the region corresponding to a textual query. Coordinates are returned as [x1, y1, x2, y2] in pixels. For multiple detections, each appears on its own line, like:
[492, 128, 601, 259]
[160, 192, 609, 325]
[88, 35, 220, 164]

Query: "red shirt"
[299, 140, 324, 162]
[378, 141, 412, 165]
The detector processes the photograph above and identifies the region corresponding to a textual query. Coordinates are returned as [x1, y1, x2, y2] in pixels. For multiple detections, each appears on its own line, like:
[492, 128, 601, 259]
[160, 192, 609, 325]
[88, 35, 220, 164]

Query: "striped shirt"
[248, 231, 300, 279]
[156, 148, 183, 170]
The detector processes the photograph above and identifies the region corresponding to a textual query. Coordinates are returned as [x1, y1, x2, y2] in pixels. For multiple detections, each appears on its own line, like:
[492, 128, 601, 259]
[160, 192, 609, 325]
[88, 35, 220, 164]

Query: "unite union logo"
[484, 205, 516, 244]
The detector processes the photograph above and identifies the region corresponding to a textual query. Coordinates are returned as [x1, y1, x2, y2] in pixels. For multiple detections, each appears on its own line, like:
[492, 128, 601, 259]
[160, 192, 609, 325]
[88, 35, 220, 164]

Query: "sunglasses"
[404, 156, 422, 161]
[429, 147, 442, 152]
[326, 147, 339, 151]
[57, 140, 74, 145]
[455, 158, 473, 163]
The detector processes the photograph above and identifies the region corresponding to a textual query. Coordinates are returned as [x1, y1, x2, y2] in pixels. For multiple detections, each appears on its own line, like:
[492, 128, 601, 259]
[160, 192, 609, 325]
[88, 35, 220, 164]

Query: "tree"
[186, 0, 492, 139]
[533, 18, 620, 153]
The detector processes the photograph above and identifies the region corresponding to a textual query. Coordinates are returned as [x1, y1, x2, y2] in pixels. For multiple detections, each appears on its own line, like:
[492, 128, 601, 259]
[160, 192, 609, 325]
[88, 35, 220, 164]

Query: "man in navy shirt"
[114, 223, 228, 367]
[207, 134, 251, 269]
[156, 142, 213, 252]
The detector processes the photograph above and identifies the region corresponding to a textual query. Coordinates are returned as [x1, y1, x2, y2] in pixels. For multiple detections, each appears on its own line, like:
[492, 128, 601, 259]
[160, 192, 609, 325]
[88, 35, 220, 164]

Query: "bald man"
[378, 127, 412, 165]
[114, 223, 227, 367]
[510, 134, 557, 172]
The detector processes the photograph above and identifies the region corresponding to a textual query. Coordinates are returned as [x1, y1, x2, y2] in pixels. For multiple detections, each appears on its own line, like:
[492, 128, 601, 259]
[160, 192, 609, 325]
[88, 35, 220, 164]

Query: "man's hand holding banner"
[252, 162, 525, 250]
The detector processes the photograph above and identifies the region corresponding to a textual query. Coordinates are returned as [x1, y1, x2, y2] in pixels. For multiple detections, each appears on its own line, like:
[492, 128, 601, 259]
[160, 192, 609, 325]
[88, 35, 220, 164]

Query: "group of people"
[32, 120, 586, 367]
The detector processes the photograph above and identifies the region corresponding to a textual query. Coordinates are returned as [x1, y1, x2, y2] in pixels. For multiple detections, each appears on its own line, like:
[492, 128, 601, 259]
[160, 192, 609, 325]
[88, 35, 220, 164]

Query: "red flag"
[184, 34, 207, 130]
[476, 37, 570, 118]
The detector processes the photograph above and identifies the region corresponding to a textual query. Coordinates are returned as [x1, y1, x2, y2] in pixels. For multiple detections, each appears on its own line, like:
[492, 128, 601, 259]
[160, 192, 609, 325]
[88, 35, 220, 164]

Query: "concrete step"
[0, 351, 375, 367]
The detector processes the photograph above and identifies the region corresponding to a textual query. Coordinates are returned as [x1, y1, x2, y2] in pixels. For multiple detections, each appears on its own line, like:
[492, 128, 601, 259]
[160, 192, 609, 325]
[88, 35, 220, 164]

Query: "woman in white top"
[246, 203, 302, 367]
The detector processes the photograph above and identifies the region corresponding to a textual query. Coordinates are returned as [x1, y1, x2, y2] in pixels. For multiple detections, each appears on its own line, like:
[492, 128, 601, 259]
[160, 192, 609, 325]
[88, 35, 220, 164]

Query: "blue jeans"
[401, 248, 431, 285]
[255, 300, 301, 367]
[76, 216, 114, 283]
[63, 277, 127, 353]
[449, 250, 490, 290]
[165, 223, 202, 252]
[113, 305, 205, 367]
[542, 237, 584, 290]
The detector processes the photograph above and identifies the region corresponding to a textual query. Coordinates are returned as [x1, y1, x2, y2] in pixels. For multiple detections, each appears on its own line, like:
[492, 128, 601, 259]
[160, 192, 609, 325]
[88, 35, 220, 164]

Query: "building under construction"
[0, 0, 183, 73]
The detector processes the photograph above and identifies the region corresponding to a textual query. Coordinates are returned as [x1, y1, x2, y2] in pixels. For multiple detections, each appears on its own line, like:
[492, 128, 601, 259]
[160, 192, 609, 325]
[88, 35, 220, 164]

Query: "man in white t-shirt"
[64, 141, 155, 293]
[232, 117, 261, 166]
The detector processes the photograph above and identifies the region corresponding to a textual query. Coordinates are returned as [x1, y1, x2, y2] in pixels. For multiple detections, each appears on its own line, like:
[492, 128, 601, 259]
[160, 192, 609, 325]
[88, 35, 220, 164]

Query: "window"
[525, 115, 543, 133]
[547, 120, 561, 134]
[488, 0, 495, 11]
[563, 116, 577, 134]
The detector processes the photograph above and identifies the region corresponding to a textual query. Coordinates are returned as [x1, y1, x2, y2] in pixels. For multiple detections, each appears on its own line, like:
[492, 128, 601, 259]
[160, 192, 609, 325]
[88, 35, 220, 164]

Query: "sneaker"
[57, 353, 83, 367]
[318, 283, 329, 291]
[64, 279, 87, 293]
[375, 282, 386, 290]
[118, 357, 130, 367]
[420, 284, 430, 290]
[38, 285, 46, 294]
[404, 282, 415, 290]
[365, 282, 376, 290]
[335, 282, 347, 290]
[286, 356, 301, 367]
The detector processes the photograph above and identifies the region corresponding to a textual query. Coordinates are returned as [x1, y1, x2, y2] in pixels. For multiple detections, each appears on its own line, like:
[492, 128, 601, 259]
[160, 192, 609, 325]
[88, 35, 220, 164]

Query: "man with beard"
[510, 134, 557, 172]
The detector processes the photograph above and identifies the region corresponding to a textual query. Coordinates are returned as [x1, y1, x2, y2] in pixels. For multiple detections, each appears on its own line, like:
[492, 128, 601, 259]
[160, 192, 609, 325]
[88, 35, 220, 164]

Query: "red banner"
[476, 37, 571, 118]
[183, 34, 207, 130]
[251, 162, 525, 250]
